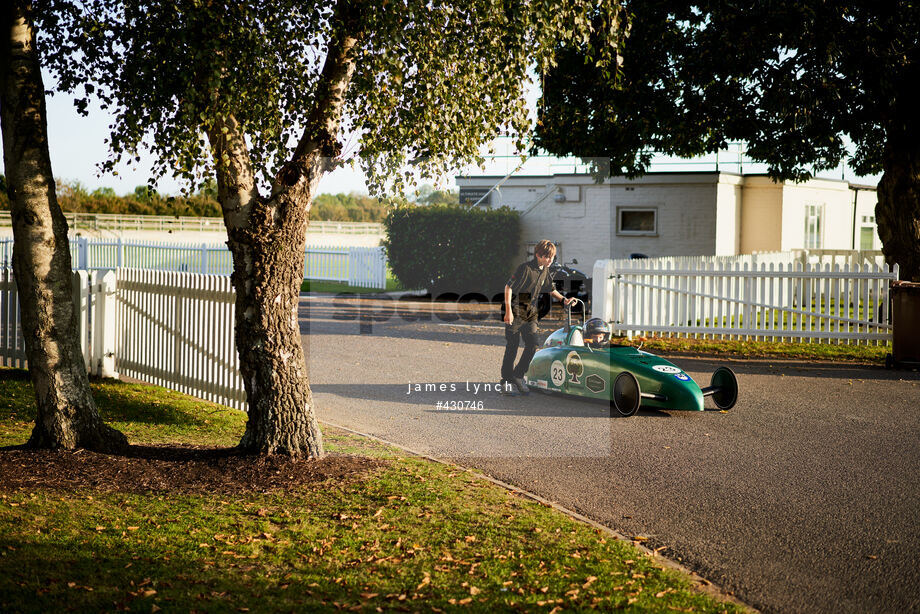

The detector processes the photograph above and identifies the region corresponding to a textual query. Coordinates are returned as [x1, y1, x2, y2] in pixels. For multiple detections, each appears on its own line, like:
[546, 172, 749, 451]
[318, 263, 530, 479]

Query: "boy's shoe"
[511, 377, 530, 395]
[499, 380, 519, 396]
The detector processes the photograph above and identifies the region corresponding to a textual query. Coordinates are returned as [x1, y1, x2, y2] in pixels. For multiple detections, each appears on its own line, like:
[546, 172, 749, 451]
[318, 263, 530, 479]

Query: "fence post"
[592, 259, 616, 324]
[76, 236, 88, 270]
[72, 270, 89, 367]
[200, 243, 209, 274]
[92, 270, 119, 378]
[348, 247, 358, 287]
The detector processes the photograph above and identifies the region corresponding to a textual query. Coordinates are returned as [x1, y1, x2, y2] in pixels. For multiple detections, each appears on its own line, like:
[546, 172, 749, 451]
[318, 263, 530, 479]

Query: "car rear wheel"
[612, 372, 641, 417]
[709, 367, 738, 410]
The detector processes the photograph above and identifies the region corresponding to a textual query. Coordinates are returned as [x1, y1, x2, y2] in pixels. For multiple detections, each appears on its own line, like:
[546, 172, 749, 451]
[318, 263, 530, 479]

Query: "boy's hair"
[534, 240, 556, 258]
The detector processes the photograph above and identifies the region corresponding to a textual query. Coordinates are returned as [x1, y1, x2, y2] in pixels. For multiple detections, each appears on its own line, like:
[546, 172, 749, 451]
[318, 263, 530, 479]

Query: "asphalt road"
[301, 293, 920, 614]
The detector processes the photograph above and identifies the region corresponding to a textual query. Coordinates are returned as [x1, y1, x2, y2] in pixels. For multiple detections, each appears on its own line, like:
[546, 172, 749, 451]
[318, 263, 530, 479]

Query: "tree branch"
[206, 112, 259, 231]
[273, 0, 364, 196]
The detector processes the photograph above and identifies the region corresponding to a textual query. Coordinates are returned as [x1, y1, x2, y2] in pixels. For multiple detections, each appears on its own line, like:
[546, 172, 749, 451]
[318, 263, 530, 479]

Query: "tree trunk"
[877, 136, 920, 283]
[0, 4, 127, 451]
[205, 0, 362, 456]
[227, 184, 323, 456]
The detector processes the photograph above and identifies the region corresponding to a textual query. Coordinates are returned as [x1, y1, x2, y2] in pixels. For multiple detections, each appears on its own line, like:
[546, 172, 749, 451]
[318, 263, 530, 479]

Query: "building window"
[804, 204, 823, 249]
[616, 207, 657, 236]
[860, 227, 876, 250]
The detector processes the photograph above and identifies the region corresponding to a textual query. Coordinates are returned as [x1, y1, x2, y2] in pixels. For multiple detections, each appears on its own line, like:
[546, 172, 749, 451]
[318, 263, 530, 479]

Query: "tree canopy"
[40, 0, 624, 195]
[536, 0, 920, 278]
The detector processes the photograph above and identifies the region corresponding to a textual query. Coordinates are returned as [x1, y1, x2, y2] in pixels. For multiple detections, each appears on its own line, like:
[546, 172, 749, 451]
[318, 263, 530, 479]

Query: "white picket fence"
[1, 268, 107, 375]
[115, 269, 244, 409]
[0, 237, 387, 289]
[592, 256, 899, 344]
[1, 268, 246, 410]
[0, 211, 384, 235]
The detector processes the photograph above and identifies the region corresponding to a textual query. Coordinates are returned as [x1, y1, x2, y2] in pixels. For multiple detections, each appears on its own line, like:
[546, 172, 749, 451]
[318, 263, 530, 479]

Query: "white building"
[457, 171, 880, 265]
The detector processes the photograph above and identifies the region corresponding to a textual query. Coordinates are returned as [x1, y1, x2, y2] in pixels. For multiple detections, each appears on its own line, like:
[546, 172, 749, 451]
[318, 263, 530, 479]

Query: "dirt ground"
[0, 445, 384, 495]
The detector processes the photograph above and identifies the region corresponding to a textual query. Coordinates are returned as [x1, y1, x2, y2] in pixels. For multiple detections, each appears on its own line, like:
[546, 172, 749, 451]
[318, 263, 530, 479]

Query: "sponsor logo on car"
[565, 351, 584, 385]
[652, 365, 682, 374]
[586, 373, 606, 393]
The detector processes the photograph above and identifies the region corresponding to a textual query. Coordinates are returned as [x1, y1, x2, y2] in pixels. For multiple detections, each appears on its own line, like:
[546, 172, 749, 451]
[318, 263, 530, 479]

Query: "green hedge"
[384, 205, 521, 298]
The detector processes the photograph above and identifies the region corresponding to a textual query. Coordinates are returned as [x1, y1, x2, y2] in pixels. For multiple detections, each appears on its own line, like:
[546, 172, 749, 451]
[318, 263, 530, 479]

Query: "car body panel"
[525, 325, 705, 411]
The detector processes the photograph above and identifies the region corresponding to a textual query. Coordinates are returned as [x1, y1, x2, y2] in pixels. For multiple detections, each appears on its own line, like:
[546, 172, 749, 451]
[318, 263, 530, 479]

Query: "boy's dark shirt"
[506, 258, 554, 316]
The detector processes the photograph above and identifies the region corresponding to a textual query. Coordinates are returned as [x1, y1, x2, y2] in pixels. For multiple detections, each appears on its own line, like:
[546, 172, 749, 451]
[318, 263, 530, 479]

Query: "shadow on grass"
[1, 368, 233, 428]
[0, 538, 378, 613]
[91, 383, 220, 427]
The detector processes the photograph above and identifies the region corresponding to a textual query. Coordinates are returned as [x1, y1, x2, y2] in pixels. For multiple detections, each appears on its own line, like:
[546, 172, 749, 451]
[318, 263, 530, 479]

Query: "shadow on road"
[299, 295, 570, 347]
[311, 382, 682, 419]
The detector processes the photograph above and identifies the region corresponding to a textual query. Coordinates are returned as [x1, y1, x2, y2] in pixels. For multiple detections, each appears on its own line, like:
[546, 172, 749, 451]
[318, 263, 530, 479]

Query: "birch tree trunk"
[208, 0, 362, 456]
[224, 180, 324, 456]
[0, 3, 127, 451]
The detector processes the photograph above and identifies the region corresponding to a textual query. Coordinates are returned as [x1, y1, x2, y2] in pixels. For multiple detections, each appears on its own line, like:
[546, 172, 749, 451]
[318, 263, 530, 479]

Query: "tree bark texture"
[225, 183, 323, 456]
[877, 134, 920, 283]
[0, 4, 127, 451]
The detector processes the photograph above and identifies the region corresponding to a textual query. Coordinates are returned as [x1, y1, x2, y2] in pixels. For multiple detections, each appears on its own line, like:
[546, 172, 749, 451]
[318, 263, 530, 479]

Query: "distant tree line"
[0, 176, 222, 217]
[0, 175, 457, 222]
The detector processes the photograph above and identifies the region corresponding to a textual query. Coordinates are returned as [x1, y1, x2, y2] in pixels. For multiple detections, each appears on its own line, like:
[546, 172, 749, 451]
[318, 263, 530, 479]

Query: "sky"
[33, 89, 373, 197]
[1, 72, 879, 197]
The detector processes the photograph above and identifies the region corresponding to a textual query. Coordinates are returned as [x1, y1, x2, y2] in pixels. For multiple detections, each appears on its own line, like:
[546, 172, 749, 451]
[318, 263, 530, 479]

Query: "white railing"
[0, 211, 384, 235]
[1, 237, 387, 288]
[1, 268, 246, 410]
[593, 256, 899, 344]
[2, 268, 98, 371]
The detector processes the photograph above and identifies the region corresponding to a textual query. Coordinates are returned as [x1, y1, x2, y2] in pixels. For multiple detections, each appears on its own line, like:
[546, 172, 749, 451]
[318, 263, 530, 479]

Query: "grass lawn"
[0, 368, 746, 613]
[301, 271, 406, 294]
[611, 335, 889, 363]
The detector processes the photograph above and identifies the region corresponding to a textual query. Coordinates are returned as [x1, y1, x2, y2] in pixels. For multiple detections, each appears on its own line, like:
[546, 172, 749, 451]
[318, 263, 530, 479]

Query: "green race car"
[524, 301, 738, 417]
